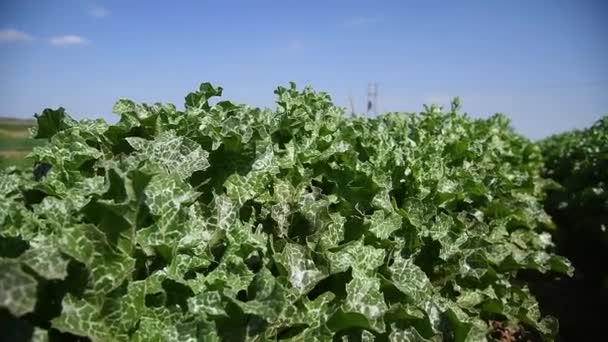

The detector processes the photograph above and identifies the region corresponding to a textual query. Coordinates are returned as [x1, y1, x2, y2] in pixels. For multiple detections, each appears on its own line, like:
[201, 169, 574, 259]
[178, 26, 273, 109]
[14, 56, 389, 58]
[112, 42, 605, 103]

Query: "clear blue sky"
[1, 0, 606, 139]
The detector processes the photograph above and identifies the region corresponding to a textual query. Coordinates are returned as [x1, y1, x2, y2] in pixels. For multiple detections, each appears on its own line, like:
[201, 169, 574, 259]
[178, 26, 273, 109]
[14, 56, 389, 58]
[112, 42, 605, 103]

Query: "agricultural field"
[0, 117, 44, 169]
[0, 83, 606, 342]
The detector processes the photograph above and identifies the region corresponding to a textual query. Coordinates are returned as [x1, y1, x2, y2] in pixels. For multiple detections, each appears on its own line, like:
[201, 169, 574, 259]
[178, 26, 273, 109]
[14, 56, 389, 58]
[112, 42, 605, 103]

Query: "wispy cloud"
[287, 39, 304, 52]
[89, 5, 110, 18]
[341, 16, 383, 29]
[1, 30, 89, 46]
[0, 29, 33, 42]
[50, 35, 88, 46]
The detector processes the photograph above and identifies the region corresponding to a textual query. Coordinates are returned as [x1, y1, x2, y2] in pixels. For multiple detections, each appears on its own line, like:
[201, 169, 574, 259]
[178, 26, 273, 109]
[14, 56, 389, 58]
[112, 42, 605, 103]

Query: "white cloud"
[341, 16, 383, 29]
[89, 5, 110, 18]
[50, 35, 88, 46]
[0, 29, 33, 42]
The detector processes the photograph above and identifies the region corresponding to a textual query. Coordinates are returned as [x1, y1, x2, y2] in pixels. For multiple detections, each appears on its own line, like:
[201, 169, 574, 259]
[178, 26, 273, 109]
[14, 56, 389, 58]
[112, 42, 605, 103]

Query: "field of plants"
[0, 118, 43, 169]
[0, 83, 605, 342]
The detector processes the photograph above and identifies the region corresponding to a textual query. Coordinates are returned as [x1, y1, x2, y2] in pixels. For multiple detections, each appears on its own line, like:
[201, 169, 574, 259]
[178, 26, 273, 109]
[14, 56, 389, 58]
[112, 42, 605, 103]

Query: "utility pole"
[367, 82, 378, 115]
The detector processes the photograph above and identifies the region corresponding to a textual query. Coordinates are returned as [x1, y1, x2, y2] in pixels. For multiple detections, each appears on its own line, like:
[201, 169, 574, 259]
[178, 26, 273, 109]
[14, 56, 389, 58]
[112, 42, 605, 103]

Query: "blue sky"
[0, 0, 606, 139]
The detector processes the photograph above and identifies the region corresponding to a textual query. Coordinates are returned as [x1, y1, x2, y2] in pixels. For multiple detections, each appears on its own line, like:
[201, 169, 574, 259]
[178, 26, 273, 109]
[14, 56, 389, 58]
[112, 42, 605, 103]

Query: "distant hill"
[0, 116, 36, 123]
[0, 117, 43, 168]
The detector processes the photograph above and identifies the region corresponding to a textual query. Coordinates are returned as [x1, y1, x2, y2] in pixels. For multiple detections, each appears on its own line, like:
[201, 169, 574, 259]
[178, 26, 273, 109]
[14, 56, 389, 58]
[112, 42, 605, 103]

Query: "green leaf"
[185, 82, 223, 110]
[328, 240, 385, 274]
[18, 241, 70, 280]
[188, 290, 227, 317]
[275, 243, 325, 294]
[367, 210, 402, 240]
[232, 267, 288, 322]
[31, 328, 49, 342]
[0, 259, 37, 316]
[51, 294, 113, 340]
[127, 130, 210, 178]
[343, 274, 387, 332]
[389, 324, 435, 342]
[33, 107, 76, 139]
[57, 224, 135, 294]
[389, 254, 432, 305]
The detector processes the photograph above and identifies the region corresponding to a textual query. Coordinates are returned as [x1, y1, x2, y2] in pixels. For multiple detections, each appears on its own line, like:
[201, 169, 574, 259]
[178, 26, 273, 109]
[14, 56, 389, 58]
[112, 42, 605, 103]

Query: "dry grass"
[0, 127, 31, 138]
[0, 150, 30, 158]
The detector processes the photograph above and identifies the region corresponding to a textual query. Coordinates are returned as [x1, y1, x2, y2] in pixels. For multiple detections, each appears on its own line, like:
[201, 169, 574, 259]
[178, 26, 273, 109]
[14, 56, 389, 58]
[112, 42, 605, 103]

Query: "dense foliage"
[534, 116, 608, 340]
[0, 83, 572, 341]
[541, 116, 608, 254]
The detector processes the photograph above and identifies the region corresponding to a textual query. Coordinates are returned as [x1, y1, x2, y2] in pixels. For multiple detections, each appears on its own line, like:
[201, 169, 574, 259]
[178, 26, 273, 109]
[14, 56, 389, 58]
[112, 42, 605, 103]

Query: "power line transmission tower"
[366, 82, 378, 115]
[348, 92, 356, 117]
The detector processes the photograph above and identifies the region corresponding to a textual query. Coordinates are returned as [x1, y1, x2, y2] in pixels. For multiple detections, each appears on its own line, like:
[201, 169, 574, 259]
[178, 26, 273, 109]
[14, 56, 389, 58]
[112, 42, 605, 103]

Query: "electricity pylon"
[367, 82, 378, 115]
